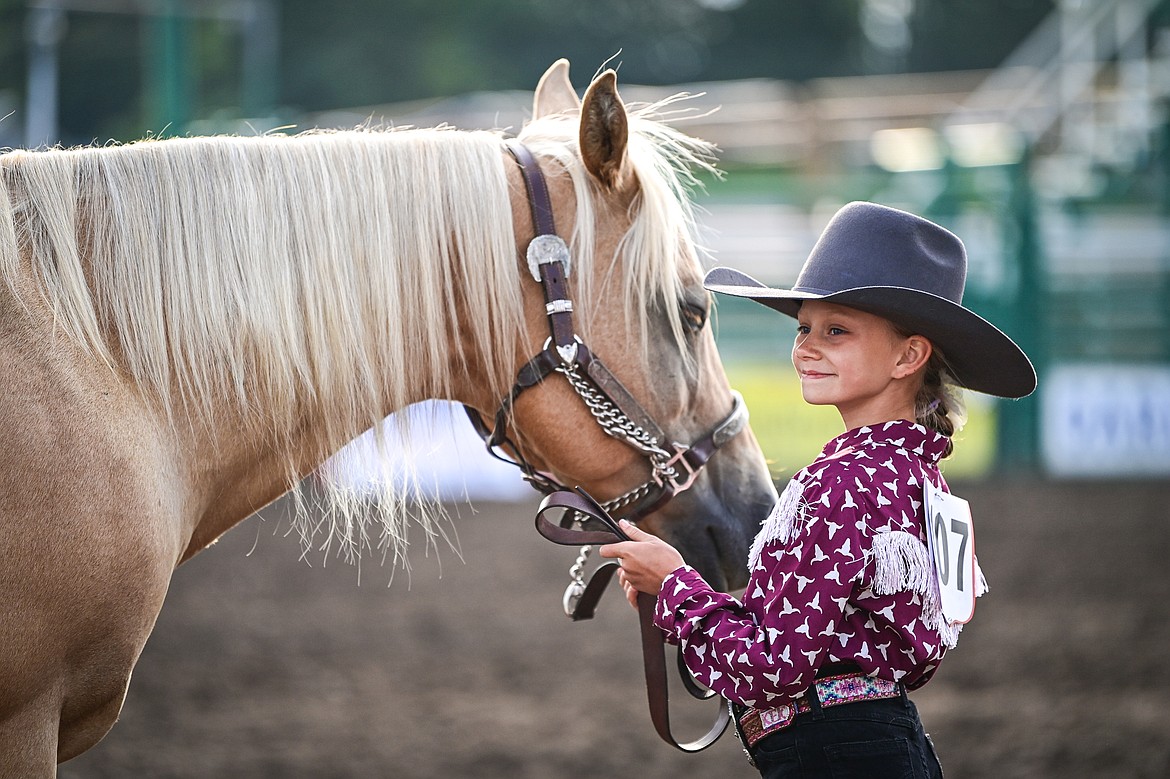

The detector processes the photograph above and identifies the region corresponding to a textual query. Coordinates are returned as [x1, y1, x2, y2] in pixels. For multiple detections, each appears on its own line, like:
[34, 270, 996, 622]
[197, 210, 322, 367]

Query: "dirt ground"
[59, 480, 1170, 779]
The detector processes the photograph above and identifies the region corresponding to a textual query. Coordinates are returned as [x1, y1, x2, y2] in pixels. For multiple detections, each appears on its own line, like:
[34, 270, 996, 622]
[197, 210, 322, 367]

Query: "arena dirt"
[60, 481, 1170, 779]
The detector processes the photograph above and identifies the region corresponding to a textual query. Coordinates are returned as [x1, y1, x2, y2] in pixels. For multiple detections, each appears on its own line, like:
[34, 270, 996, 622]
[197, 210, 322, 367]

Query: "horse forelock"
[518, 99, 718, 372]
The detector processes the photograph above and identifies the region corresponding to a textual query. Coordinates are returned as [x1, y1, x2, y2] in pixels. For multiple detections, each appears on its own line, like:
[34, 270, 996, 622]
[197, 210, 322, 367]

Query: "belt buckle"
[742, 701, 798, 749]
[759, 703, 796, 731]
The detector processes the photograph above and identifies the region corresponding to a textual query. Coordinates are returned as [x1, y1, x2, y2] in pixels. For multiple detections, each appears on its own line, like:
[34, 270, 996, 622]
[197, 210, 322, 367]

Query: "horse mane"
[0, 103, 716, 571]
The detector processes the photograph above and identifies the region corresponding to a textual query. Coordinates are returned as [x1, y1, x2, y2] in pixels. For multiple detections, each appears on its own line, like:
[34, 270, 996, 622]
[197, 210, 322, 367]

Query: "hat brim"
[705, 267, 1036, 399]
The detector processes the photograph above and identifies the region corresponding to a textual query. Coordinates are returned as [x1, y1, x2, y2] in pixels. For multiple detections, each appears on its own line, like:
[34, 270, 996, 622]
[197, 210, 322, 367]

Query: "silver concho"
[555, 341, 579, 365]
[526, 234, 571, 281]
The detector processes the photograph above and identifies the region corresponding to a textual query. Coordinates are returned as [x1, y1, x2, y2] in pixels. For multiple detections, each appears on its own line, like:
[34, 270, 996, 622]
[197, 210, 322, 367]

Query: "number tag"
[923, 480, 977, 625]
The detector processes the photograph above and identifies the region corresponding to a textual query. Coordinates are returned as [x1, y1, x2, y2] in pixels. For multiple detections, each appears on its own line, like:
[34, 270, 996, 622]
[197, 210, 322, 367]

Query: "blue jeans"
[748, 694, 944, 779]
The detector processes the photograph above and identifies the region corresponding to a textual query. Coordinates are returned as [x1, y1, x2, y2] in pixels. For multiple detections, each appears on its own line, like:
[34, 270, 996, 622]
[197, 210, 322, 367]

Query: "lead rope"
[536, 488, 731, 752]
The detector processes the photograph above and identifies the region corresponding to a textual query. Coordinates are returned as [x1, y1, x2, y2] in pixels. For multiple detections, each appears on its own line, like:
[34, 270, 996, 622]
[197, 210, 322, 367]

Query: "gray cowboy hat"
[704, 201, 1036, 399]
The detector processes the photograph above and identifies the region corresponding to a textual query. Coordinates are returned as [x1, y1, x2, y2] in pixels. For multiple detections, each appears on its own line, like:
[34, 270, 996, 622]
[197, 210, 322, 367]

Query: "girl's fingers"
[621, 578, 639, 609]
[597, 541, 628, 560]
[618, 519, 653, 540]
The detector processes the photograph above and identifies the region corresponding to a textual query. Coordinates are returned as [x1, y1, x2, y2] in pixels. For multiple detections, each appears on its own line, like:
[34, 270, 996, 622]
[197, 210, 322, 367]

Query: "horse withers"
[0, 60, 776, 774]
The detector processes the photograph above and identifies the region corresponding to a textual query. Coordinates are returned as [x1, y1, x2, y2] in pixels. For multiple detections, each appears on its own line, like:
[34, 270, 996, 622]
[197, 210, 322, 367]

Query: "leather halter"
[465, 140, 749, 523]
[463, 140, 745, 753]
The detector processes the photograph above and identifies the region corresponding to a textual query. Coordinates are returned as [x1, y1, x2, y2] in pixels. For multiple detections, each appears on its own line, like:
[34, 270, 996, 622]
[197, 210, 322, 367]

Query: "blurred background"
[3, 1, 1168, 777]
[4, 0, 1166, 479]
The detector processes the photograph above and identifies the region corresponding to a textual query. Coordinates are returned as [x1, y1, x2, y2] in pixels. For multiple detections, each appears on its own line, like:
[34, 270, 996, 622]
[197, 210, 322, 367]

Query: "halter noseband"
[464, 140, 749, 523]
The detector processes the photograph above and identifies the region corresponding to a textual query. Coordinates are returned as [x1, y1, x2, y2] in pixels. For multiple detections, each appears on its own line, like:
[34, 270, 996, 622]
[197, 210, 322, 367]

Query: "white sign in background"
[1041, 363, 1170, 477]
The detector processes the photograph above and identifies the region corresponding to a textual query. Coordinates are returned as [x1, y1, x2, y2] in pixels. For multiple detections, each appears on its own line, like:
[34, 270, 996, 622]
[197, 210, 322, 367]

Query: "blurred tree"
[278, 0, 738, 111]
[0, 0, 1056, 144]
[703, 1, 865, 81]
[912, 0, 1051, 72]
[0, 0, 27, 145]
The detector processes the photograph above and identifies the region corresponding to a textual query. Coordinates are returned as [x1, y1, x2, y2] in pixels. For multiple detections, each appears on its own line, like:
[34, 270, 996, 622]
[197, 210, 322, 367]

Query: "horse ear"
[533, 59, 580, 119]
[579, 70, 628, 189]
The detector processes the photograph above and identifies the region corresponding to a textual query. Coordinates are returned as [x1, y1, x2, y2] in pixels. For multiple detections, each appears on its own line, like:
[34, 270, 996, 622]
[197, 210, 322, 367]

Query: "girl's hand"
[599, 520, 686, 610]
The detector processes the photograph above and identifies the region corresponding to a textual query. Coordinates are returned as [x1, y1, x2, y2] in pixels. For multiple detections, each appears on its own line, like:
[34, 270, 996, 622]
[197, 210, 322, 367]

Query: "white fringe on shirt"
[869, 530, 989, 649]
[747, 478, 807, 571]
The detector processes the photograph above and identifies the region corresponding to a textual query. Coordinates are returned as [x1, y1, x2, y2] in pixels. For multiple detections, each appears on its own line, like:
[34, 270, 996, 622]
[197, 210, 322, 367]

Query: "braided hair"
[912, 346, 966, 459]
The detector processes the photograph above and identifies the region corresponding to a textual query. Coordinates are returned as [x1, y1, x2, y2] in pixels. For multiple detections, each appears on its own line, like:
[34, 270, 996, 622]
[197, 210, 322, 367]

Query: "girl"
[599, 202, 1035, 777]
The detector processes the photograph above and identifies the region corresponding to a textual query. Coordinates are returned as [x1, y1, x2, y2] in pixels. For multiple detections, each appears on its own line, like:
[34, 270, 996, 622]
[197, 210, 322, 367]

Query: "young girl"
[599, 202, 1035, 777]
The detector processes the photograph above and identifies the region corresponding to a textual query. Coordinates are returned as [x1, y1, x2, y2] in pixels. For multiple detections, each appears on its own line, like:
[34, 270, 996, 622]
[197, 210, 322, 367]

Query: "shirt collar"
[819, 419, 949, 466]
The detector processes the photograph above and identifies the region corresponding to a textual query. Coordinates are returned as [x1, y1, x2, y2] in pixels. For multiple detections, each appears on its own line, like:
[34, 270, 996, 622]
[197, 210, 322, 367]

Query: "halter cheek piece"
[464, 140, 746, 753]
[464, 140, 749, 523]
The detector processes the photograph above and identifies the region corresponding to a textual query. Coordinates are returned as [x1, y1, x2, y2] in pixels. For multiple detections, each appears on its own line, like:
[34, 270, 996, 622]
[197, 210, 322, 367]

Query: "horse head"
[471, 61, 777, 591]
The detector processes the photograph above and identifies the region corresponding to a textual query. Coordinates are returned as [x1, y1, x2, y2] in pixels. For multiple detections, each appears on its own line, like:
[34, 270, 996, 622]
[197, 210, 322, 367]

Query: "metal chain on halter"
[562, 539, 593, 615]
[554, 360, 691, 615]
[559, 468, 660, 617]
[559, 463, 658, 619]
[556, 361, 670, 458]
[555, 360, 692, 499]
[600, 481, 656, 516]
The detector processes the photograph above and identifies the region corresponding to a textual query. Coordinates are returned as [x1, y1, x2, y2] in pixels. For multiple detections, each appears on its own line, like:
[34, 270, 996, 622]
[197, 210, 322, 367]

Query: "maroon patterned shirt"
[654, 420, 984, 709]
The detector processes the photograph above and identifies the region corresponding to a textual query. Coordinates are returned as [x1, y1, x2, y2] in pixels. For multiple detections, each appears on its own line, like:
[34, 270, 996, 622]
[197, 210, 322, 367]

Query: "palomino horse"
[0, 60, 776, 774]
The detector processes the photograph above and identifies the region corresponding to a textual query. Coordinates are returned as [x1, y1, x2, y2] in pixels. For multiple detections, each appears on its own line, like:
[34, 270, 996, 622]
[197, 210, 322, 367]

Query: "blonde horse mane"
[0, 102, 716, 571]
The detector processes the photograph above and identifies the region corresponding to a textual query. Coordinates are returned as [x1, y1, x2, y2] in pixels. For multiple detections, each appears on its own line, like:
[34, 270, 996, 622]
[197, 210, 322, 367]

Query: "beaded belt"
[737, 672, 902, 748]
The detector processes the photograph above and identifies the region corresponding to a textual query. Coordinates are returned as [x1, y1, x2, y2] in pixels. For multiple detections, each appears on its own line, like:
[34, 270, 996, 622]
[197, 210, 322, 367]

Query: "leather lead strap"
[637, 591, 730, 752]
[535, 490, 731, 752]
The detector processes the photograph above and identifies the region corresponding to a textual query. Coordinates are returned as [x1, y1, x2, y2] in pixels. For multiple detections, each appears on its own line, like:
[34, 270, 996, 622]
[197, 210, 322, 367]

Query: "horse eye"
[681, 301, 708, 334]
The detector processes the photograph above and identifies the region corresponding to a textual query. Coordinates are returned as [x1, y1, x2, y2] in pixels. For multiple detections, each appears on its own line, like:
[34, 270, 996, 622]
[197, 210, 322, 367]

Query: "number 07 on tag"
[923, 480, 977, 625]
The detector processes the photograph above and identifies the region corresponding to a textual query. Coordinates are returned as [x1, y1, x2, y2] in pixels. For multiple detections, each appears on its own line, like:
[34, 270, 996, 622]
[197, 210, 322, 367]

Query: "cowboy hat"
[704, 201, 1036, 399]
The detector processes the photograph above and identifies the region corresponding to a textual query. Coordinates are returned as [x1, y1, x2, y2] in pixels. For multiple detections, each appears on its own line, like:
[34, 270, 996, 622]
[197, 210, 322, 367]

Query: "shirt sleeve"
[653, 475, 869, 709]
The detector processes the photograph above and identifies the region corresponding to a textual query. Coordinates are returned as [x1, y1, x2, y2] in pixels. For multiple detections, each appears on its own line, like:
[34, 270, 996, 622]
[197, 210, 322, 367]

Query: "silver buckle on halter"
[526, 234, 571, 281]
[654, 443, 701, 494]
